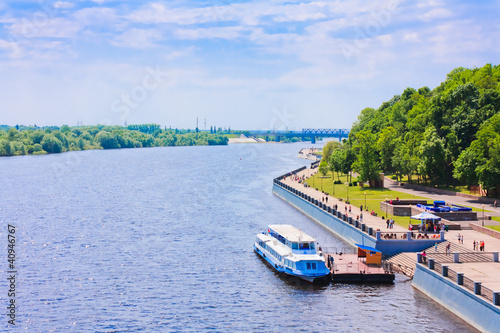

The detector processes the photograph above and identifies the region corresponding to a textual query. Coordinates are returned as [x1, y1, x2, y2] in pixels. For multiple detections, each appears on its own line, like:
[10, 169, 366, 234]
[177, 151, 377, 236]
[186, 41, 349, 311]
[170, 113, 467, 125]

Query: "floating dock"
[324, 244, 395, 283]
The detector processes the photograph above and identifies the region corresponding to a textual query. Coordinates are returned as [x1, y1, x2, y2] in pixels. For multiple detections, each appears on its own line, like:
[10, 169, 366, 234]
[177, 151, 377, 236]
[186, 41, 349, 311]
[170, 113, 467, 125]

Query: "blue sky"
[0, 0, 499, 130]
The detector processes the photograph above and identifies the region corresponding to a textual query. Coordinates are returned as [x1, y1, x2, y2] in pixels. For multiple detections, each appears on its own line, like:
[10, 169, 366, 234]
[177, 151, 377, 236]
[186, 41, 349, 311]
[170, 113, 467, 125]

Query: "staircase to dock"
[386, 241, 492, 278]
[386, 252, 417, 277]
[423, 241, 493, 263]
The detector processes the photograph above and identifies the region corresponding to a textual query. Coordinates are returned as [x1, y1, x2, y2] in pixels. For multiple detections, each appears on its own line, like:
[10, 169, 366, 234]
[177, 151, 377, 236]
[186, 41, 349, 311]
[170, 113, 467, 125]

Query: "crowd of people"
[473, 240, 486, 251]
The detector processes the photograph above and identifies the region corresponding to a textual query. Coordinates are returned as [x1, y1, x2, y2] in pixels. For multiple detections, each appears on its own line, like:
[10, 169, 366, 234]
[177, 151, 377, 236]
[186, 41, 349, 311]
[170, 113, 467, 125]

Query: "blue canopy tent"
[410, 212, 442, 232]
[410, 212, 441, 221]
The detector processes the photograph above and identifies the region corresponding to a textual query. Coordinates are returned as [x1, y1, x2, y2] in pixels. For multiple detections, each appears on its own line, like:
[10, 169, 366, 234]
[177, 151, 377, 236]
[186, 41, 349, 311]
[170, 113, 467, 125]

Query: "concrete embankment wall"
[412, 264, 500, 333]
[273, 183, 440, 255]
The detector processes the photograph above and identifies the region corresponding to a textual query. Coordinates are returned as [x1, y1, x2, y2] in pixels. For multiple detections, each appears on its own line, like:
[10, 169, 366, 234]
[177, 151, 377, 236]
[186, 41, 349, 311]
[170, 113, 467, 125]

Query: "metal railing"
[420, 256, 500, 307]
[274, 179, 443, 242]
[462, 275, 475, 291]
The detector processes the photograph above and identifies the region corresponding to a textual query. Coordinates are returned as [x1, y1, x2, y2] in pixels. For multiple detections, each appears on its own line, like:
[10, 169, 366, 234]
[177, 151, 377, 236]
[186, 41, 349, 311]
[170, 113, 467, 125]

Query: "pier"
[274, 164, 500, 332]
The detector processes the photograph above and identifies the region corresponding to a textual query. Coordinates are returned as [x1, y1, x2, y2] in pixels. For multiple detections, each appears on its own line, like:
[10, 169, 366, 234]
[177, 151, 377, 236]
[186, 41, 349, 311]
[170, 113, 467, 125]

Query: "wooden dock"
[324, 252, 395, 283]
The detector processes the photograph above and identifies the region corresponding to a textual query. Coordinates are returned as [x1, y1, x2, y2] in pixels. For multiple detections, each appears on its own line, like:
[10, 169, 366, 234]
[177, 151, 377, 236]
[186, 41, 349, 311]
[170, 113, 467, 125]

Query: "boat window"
[310, 243, 315, 250]
[299, 243, 310, 250]
[292, 242, 298, 250]
[306, 263, 311, 270]
[312, 262, 317, 270]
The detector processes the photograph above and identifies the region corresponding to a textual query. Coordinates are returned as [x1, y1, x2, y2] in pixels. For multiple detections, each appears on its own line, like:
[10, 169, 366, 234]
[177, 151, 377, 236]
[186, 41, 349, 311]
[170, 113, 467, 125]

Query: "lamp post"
[364, 192, 367, 211]
[321, 174, 323, 191]
[482, 204, 485, 227]
[346, 182, 349, 203]
[385, 197, 388, 219]
[409, 204, 412, 226]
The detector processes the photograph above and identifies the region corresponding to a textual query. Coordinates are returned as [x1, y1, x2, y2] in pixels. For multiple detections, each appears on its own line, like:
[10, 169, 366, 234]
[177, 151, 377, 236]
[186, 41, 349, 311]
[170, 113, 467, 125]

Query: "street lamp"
[409, 204, 412, 226]
[321, 174, 323, 191]
[364, 192, 367, 211]
[346, 182, 349, 203]
[385, 197, 388, 219]
[482, 204, 485, 227]
[332, 176, 335, 196]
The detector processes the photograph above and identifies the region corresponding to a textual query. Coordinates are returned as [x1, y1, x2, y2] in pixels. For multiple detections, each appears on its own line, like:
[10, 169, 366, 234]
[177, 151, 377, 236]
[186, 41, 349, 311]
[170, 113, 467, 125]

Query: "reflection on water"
[0, 142, 478, 332]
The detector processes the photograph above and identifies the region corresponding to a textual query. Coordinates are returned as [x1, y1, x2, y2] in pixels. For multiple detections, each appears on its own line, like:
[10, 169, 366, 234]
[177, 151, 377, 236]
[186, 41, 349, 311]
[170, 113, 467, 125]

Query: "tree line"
[320, 64, 500, 196]
[0, 124, 228, 156]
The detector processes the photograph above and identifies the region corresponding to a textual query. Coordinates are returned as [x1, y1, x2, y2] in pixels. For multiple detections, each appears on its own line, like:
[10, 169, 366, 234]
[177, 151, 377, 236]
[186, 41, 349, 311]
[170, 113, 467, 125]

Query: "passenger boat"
[254, 225, 330, 283]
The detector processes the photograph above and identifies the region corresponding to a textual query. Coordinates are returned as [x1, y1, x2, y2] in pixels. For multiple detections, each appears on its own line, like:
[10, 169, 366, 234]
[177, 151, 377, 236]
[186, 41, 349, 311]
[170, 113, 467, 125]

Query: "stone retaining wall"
[470, 224, 500, 240]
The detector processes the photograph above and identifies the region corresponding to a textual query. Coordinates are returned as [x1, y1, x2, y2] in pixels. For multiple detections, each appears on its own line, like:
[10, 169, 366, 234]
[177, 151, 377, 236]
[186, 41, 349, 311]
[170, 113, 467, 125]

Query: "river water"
[0, 142, 477, 332]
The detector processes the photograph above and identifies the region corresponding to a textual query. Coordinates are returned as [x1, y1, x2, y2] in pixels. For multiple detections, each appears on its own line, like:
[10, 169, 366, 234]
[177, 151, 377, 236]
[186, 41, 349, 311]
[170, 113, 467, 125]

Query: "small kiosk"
[356, 244, 382, 266]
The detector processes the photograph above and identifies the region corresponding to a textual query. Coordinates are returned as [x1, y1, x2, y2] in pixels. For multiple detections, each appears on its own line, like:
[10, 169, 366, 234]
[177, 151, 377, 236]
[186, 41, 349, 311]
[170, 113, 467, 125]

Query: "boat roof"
[268, 224, 315, 243]
[355, 243, 381, 253]
[256, 233, 324, 261]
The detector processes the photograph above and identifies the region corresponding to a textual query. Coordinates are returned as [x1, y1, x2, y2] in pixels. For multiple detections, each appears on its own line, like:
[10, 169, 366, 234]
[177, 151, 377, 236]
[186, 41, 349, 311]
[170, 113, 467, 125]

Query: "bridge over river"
[246, 128, 350, 143]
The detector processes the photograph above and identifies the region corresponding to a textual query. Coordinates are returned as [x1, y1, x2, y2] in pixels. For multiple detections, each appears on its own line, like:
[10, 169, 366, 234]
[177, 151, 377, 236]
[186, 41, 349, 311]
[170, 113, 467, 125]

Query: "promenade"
[280, 167, 500, 295]
[281, 168, 409, 234]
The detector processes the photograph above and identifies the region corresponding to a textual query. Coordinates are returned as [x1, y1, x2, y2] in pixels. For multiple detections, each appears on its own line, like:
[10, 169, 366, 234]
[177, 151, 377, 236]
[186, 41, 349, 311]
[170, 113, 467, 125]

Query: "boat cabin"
[268, 224, 317, 255]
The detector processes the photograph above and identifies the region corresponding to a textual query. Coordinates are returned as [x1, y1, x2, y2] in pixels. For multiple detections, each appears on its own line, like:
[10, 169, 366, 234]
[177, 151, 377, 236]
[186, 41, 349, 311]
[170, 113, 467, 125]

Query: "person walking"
[446, 243, 451, 255]
[458, 234, 461, 244]
[386, 219, 390, 229]
[434, 243, 438, 252]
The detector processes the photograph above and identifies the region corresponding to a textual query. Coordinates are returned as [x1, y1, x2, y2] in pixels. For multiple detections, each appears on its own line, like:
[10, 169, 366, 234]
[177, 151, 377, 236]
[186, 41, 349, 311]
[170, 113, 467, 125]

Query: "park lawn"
[387, 174, 477, 196]
[223, 134, 240, 138]
[486, 225, 500, 232]
[305, 171, 428, 228]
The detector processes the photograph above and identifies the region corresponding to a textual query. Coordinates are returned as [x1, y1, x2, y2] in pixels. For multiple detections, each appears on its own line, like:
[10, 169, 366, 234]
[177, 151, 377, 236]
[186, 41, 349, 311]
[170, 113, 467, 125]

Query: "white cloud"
[403, 32, 420, 42]
[175, 26, 248, 40]
[54, 2, 74, 9]
[419, 8, 452, 22]
[9, 17, 81, 39]
[111, 28, 162, 48]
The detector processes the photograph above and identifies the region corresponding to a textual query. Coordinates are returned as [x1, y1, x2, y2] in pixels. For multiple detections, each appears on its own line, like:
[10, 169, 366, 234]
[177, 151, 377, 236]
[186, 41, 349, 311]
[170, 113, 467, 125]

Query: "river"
[0, 142, 477, 332]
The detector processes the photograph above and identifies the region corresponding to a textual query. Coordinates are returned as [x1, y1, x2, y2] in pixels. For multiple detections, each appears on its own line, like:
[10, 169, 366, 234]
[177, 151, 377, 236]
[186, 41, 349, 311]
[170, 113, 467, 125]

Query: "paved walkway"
[282, 169, 408, 234]
[385, 179, 500, 221]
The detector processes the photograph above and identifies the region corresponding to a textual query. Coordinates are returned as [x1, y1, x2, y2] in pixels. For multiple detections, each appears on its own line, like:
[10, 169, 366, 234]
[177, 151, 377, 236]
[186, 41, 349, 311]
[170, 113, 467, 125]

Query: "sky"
[0, 0, 499, 130]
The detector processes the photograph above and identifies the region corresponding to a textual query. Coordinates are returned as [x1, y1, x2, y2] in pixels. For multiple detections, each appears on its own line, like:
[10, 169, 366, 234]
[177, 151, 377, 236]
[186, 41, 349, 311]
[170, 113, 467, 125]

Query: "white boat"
[254, 224, 330, 283]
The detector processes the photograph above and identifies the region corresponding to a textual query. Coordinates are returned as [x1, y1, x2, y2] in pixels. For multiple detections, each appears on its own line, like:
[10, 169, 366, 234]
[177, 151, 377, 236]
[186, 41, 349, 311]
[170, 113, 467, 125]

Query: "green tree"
[319, 159, 328, 176]
[353, 130, 380, 183]
[0, 139, 14, 156]
[377, 126, 398, 173]
[453, 149, 479, 185]
[41, 134, 63, 153]
[417, 127, 446, 184]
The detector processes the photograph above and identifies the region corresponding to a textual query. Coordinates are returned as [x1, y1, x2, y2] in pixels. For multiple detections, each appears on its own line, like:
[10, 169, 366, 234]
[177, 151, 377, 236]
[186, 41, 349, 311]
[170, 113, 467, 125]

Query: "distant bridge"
[245, 128, 350, 143]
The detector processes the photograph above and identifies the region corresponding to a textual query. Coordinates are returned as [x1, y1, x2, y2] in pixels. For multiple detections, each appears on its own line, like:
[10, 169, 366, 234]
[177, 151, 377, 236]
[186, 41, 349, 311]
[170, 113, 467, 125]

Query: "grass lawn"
[223, 134, 240, 138]
[386, 174, 482, 196]
[486, 225, 500, 232]
[305, 171, 429, 228]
